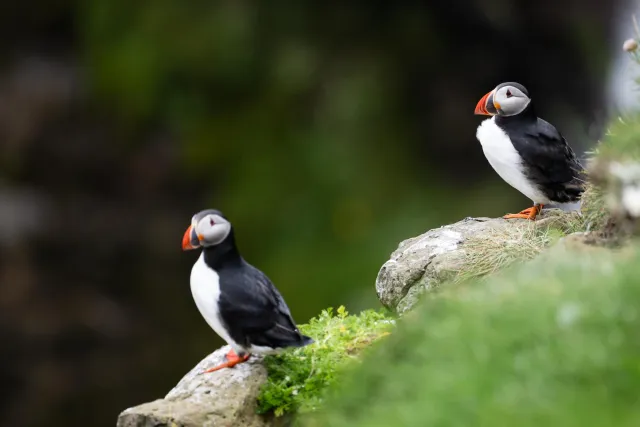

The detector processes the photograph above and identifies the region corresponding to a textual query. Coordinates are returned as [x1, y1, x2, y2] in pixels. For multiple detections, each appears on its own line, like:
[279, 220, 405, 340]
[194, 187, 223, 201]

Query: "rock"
[117, 345, 276, 427]
[376, 211, 575, 313]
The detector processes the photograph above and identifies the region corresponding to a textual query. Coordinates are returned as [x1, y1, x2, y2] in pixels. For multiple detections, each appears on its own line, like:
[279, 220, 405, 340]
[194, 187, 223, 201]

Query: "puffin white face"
[474, 82, 531, 117]
[182, 209, 232, 250]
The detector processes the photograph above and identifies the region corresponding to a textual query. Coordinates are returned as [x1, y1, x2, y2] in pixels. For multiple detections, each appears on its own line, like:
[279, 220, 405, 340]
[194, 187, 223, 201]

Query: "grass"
[256, 306, 395, 417]
[579, 181, 609, 233]
[299, 242, 640, 427]
[453, 202, 602, 285]
[454, 221, 557, 283]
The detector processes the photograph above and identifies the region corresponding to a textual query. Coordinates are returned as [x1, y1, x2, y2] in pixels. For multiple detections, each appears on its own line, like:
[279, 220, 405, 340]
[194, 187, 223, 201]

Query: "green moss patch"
[256, 306, 395, 417]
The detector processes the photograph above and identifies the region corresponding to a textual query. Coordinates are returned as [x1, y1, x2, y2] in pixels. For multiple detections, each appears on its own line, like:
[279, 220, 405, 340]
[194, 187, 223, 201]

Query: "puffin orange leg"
[503, 204, 544, 220]
[201, 349, 250, 374]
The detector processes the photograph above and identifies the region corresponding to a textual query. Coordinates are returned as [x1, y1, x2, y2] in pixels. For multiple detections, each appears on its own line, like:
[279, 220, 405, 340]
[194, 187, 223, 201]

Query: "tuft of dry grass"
[454, 222, 556, 284]
[577, 181, 609, 233]
[452, 202, 609, 286]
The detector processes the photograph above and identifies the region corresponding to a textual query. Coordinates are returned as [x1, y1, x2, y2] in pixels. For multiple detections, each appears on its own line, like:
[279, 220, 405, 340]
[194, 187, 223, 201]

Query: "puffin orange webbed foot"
[201, 349, 250, 374]
[503, 204, 544, 221]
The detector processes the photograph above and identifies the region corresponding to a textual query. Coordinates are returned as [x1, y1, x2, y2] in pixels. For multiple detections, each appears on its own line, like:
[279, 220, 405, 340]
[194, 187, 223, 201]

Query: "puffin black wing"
[503, 117, 585, 203]
[217, 262, 313, 350]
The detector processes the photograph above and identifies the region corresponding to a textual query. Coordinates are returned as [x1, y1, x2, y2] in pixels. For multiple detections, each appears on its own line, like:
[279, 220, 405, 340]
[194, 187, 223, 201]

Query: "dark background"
[0, 1, 626, 426]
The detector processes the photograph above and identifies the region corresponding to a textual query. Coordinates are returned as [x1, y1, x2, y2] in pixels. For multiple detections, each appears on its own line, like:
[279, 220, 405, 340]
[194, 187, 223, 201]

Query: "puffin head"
[182, 209, 232, 250]
[474, 82, 531, 117]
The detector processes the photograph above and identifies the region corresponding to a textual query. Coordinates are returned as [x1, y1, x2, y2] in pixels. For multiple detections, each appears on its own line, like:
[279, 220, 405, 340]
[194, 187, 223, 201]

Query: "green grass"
[298, 242, 640, 427]
[256, 306, 395, 417]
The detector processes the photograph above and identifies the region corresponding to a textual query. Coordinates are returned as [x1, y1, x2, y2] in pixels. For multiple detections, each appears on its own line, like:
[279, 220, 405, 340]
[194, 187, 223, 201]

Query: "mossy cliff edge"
[296, 118, 640, 427]
[117, 114, 640, 427]
[116, 76, 640, 427]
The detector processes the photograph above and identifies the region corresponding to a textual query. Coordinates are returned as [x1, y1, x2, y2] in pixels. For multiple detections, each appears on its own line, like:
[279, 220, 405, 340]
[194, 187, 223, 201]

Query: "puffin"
[181, 209, 313, 373]
[474, 82, 585, 220]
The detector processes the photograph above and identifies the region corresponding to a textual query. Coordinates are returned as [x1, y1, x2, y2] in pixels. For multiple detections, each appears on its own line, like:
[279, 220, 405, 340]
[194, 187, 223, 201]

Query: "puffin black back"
[496, 106, 584, 204]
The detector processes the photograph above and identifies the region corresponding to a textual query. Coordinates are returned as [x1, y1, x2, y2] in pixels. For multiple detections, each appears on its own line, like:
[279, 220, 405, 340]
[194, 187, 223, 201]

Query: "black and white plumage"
[182, 209, 313, 372]
[474, 82, 585, 219]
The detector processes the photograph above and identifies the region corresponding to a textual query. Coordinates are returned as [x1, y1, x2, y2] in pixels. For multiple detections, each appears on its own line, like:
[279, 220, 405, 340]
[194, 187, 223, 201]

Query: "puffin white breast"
[190, 253, 239, 349]
[476, 117, 549, 204]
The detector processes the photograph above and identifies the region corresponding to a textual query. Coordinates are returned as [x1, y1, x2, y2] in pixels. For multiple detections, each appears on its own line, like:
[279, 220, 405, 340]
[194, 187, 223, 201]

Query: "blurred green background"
[0, 0, 623, 426]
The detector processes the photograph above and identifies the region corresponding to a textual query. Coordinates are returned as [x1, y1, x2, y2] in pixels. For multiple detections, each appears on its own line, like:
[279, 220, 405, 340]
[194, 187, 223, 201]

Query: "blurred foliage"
[77, 0, 535, 322]
[257, 306, 394, 417]
[594, 116, 640, 161]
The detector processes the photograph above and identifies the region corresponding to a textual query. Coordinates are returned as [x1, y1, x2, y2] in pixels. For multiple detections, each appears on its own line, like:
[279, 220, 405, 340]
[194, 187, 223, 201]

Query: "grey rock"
[117, 345, 275, 427]
[376, 211, 575, 313]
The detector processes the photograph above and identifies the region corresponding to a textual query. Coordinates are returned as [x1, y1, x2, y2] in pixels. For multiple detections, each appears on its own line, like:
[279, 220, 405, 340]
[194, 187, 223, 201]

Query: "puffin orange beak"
[182, 225, 203, 251]
[474, 90, 497, 116]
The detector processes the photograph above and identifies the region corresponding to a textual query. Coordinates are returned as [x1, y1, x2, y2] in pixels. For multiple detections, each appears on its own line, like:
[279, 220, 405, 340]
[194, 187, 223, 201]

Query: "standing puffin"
[182, 209, 313, 373]
[474, 82, 585, 220]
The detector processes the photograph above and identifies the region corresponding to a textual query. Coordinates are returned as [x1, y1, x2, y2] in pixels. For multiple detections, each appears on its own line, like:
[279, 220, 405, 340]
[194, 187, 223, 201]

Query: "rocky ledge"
[376, 210, 581, 313]
[118, 210, 584, 426]
[117, 346, 278, 427]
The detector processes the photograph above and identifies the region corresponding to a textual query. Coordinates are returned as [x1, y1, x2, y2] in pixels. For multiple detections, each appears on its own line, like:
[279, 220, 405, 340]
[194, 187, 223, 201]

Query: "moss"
[299, 242, 640, 427]
[256, 306, 395, 417]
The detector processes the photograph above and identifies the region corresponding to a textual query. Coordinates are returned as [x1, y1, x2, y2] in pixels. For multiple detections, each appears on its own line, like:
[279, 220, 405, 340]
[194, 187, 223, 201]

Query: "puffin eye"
[506, 89, 513, 98]
[210, 218, 215, 226]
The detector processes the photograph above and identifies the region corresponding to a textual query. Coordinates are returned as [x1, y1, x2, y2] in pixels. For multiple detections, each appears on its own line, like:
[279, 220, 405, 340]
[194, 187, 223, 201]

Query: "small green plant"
[256, 306, 395, 417]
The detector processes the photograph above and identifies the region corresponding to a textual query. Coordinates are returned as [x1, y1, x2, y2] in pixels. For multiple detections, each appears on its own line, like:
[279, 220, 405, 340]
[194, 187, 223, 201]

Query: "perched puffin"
[474, 82, 585, 220]
[182, 209, 313, 373]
